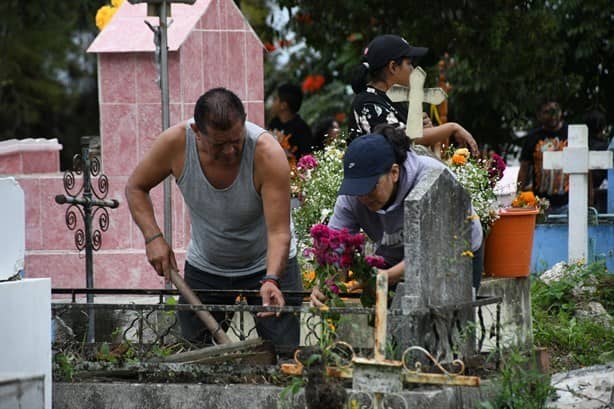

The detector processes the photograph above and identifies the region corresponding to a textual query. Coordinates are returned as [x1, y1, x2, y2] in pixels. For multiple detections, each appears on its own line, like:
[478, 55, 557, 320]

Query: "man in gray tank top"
[126, 88, 302, 352]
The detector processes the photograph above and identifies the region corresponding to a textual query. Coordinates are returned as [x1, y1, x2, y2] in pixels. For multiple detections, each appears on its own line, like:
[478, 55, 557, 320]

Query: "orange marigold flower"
[512, 191, 537, 208]
[455, 148, 470, 158]
[303, 270, 316, 283]
[451, 154, 467, 165]
[511, 197, 520, 207]
[520, 191, 537, 206]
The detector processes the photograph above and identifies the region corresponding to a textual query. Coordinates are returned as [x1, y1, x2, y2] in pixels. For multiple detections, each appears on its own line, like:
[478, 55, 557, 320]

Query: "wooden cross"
[386, 66, 448, 140]
[543, 124, 613, 262]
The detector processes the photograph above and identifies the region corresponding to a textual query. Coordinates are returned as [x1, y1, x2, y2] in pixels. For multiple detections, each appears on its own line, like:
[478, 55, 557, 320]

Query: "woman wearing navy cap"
[348, 34, 478, 156]
[311, 124, 483, 306]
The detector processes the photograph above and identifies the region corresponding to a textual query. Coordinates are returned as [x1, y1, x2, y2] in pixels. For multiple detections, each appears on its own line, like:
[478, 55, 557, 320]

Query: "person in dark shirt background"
[311, 115, 341, 151]
[268, 83, 314, 159]
[584, 108, 610, 213]
[517, 99, 569, 213]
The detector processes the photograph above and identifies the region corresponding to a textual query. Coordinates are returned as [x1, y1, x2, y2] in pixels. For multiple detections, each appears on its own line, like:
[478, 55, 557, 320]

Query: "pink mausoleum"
[0, 0, 265, 289]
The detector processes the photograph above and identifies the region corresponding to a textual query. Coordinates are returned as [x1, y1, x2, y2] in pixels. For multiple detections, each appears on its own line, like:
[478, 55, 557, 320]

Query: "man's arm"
[517, 160, 531, 191]
[254, 131, 292, 315]
[517, 134, 537, 191]
[125, 123, 185, 280]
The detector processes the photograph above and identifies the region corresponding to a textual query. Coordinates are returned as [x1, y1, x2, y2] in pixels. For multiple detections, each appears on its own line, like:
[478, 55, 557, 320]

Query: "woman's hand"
[310, 286, 327, 307]
[451, 123, 479, 156]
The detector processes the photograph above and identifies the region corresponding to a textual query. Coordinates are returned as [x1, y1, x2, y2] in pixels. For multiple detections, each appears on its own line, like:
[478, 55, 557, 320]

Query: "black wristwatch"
[260, 275, 280, 288]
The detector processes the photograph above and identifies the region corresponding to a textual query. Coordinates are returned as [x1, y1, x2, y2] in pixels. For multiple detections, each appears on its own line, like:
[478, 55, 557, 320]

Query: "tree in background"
[262, 0, 614, 153]
[0, 0, 101, 169]
[3, 0, 611, 169]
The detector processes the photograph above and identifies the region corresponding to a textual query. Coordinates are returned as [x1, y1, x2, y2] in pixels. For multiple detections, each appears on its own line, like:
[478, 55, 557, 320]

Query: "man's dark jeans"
[178, 257, 303, 354]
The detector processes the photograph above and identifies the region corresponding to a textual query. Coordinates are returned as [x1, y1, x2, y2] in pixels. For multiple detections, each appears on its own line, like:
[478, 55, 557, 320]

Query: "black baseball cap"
[363, 34, 428, 71]
[338, 134, 395, 196]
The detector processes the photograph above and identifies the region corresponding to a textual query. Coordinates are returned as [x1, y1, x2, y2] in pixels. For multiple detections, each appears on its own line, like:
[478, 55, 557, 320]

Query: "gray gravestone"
[390, 168, 474, 362]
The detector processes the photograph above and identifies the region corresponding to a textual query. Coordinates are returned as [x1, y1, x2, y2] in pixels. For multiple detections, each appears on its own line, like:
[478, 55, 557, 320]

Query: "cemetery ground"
[48, 262, 613, 409]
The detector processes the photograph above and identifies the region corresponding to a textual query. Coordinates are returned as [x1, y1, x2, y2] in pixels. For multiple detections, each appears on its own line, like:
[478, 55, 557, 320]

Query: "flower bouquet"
[292, 142, 345, 247]
[304, 223, 385, 308]
[448, 148, 502, 231]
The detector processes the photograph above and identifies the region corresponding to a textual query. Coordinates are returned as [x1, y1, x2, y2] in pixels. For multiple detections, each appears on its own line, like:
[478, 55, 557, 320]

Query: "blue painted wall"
[531, 224, 614, 273]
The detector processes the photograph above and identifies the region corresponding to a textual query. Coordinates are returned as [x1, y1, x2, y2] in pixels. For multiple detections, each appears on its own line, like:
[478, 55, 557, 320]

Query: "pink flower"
[328, 235, 341, 251]
[325, 278, 340, 295]
[310, 223, 330, 240]
[324, 252, 340, 266]
[340, 254, 354, 268]
[365, 255, 386, 269]
[488, 153, 506, 187]
[297, 154, 318, 170]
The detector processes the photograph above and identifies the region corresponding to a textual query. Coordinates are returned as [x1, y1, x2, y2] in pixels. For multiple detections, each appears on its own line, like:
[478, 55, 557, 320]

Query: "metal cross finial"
[55, 136, 119, 342]
[386, 67, 448, 140]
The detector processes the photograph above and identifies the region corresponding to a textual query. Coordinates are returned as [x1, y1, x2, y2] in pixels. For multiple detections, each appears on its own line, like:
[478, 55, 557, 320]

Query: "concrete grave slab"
[0, 177, 25, 280]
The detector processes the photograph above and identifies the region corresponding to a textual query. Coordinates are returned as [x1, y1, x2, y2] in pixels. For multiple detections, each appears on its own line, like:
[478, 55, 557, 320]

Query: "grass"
[531, 261, 614, 372]
[478, 261, 612, 408]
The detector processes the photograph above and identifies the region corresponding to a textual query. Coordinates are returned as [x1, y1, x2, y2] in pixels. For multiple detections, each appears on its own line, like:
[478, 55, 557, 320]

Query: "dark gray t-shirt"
[177, 120, 267, 277]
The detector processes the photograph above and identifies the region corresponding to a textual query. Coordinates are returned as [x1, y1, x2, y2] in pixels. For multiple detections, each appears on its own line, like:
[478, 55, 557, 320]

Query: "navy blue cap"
[364, 35, 428, 71]
[339, 134, 395, 196]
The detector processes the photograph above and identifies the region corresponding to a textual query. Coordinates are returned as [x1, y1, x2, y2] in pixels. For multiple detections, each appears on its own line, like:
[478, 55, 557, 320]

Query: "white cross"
[543, 124, 613, 262]
[386, 66, 448, 140]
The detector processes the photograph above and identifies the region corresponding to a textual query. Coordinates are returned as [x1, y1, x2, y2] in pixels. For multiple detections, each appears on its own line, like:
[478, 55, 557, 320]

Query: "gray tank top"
[177, 120, 267, 277]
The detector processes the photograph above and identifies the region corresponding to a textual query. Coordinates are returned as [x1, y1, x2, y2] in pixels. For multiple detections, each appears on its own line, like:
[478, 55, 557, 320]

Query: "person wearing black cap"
[348, 34, 478, 156]
[310, 124, 483, 307]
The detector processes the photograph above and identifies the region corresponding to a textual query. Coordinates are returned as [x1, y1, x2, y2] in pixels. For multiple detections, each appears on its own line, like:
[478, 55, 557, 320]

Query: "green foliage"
[0, 0, 101, 169]
[477, 350, 555, 409]
[531, 261, 614, 371]
[279, 375, 304, 402]
[299, 80, 351, 127]
[54, 352, 76, 381]
[263, 0, 614, 150]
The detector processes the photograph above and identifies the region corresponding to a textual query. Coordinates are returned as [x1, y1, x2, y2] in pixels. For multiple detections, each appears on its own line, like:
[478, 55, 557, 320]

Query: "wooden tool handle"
[169, 269, 231, 345]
